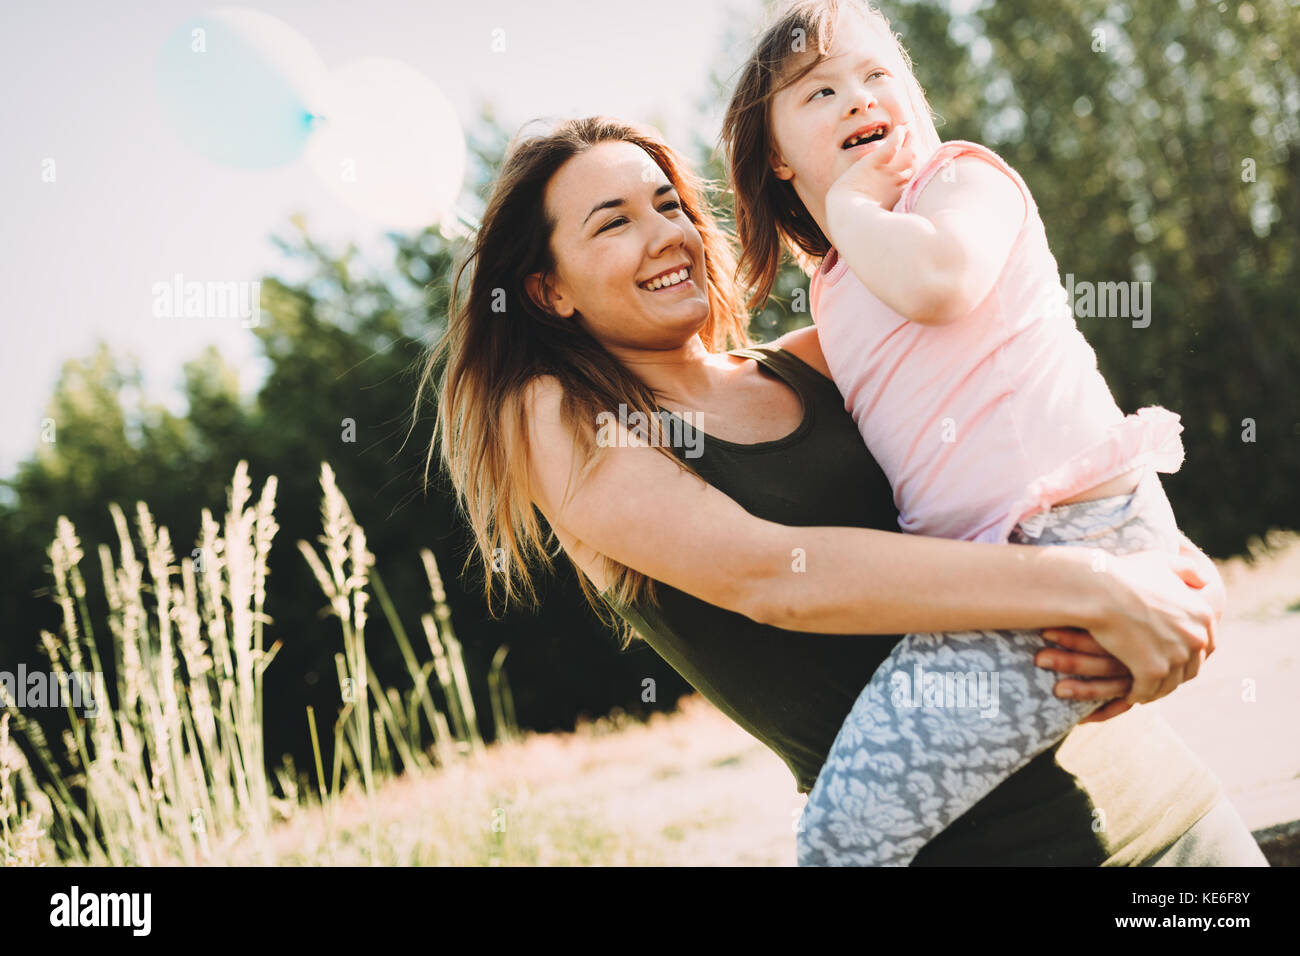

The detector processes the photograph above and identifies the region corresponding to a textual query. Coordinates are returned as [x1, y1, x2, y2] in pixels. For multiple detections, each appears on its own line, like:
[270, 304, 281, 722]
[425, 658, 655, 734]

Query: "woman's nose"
[647, 211, 687, 256]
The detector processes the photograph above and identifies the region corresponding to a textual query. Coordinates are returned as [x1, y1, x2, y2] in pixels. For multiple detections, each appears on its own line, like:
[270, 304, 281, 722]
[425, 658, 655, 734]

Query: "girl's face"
[768, 9, 916, 231]
[530, 141, 710, 350]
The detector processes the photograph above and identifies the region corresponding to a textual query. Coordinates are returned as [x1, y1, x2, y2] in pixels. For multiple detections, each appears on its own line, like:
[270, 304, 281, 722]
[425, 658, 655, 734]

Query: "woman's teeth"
[640, 268, 691, 291]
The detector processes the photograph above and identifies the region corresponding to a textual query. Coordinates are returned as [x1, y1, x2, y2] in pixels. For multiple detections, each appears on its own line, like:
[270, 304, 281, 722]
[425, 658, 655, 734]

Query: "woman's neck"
[607, 335, 741, 406]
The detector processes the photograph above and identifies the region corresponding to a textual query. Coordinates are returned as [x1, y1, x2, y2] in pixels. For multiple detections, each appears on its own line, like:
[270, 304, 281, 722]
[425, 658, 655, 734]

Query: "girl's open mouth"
[842, 123, 889, 149]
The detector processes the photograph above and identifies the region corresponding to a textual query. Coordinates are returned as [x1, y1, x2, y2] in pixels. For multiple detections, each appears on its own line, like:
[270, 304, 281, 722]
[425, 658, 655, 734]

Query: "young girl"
[723, 0, 1201, 865]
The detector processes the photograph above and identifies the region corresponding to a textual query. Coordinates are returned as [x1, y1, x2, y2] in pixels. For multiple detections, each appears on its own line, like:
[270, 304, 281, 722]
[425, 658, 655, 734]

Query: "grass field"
[3, 464, 1296, 867]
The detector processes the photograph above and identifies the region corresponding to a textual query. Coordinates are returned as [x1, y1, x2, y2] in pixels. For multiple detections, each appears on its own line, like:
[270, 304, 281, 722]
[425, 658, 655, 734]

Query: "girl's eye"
[808, 87, 833, 102]
[867, 69, 886, 81]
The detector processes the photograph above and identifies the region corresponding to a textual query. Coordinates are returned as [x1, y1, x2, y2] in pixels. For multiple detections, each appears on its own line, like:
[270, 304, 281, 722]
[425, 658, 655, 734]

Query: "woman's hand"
[1068, 546, 1221, 707]
[1041, 536, 1226, 720]
[1175, 532, 1226, 650]
[1034, 629, 1135, 723]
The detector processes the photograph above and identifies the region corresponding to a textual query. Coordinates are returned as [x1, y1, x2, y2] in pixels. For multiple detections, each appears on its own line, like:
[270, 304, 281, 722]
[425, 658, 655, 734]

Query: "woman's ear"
[523, 272, 551, 313]
[769, 147, 794, 182]
[524, 271, 575, 318]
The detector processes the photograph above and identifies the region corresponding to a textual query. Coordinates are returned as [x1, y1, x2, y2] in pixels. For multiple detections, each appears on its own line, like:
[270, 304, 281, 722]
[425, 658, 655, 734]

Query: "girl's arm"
[824, 147, 1026, 325]
[523, 376, 1212, 703]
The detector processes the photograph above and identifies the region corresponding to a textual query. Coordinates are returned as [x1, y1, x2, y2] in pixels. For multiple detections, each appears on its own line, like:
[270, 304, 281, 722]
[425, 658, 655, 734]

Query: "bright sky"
[0, 0, 757, 477]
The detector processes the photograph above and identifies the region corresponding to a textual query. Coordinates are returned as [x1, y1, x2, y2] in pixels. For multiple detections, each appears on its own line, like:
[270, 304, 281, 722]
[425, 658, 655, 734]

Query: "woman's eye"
[597, 202, 679, 234]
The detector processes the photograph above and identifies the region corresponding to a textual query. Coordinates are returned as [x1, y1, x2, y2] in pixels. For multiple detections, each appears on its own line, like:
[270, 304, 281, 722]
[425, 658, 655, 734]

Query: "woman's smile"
[638, 263, 694, 293]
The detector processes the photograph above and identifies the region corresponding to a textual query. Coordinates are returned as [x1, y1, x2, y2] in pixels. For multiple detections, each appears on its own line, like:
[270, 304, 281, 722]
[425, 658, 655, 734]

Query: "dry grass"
[2, 462, 515, 866]
[4, 467, 1295, 867]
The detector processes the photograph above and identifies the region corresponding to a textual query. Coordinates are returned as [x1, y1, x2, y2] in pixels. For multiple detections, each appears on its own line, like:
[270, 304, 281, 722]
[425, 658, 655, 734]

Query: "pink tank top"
[810, 140, 1184, 544]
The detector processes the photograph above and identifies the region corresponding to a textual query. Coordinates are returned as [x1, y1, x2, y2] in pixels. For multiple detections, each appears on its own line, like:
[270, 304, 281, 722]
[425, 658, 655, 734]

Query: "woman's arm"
[523, 376, 1212, 703]
[772, 327, 1221, 708]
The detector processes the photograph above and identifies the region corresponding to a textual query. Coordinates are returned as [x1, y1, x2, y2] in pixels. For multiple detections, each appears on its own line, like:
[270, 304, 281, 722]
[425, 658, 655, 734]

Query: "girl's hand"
[826, 123, 917, 212]
[822, 142, 1025, 325]
[1076, 548, 1217, 706]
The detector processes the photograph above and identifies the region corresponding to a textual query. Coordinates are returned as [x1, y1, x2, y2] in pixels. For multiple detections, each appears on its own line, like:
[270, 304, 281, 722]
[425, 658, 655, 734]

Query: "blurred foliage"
[1, 0, 1296, 781]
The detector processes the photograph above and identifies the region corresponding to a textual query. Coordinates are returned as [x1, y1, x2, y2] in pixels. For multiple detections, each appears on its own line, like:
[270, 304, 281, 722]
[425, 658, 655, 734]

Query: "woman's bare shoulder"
[766, 324, 831, 379]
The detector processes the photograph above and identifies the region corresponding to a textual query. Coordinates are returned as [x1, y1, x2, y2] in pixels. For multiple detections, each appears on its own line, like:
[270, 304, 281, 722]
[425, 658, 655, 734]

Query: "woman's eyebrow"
[582, 183, 676, 226]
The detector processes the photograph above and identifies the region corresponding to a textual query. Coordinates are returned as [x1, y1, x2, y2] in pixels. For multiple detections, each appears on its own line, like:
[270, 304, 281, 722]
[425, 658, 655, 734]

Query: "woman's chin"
[646, 292, 710, 325]
[659, 305, 712, 338]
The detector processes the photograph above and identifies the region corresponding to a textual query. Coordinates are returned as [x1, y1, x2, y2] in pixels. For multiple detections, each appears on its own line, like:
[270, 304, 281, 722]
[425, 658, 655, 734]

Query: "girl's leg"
[797, 472, 1183, 866]
[796, 621, 1101, 865]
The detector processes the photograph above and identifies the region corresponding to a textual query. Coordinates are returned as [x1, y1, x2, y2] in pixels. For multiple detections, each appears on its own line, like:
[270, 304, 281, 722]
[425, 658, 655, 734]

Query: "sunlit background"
[1, 0, 1296, 866]
[0, 0, 745, 475]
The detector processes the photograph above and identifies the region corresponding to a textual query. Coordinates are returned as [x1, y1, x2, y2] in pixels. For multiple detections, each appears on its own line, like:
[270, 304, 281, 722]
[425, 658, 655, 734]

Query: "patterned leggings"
[797, 469, 1183, 866]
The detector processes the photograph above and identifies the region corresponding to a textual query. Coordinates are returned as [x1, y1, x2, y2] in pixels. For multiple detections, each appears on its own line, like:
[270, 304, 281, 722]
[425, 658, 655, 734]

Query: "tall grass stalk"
[3, 461, 519, 865]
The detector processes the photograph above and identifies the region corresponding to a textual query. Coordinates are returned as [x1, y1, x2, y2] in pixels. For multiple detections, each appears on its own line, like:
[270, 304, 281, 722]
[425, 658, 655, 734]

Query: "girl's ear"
[769, 147, 794, 182]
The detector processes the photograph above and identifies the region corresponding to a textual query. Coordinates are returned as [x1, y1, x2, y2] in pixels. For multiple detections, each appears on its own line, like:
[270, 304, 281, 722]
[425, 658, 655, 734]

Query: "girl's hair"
[414, 116, 752, 647]
[721, 0, 943, 311]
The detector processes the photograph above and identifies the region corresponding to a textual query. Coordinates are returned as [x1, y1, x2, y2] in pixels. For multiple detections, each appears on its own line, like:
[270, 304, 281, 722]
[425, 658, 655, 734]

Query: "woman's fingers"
[1173, 537, 1224, 661]
[1169, 602, 1214, 691]
[1079, 699, 1133, 723]
[1035, 647, 1129, 678]
[1041, 627, 1110, 656]
[1055, 676, 1131, 701]
[1124, 661, 1166, 704]
[1037, 627, 1132, 679]
[1206, 605, 1219, 660]
[1168, 551, 1207, 588]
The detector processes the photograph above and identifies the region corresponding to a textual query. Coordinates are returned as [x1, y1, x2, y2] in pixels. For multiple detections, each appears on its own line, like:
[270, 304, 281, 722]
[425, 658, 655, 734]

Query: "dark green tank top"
[600, 345, 1222, 865]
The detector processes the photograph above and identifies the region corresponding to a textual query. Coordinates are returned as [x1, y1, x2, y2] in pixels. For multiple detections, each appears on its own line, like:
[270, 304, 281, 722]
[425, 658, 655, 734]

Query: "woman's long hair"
[721, 0, 943, 311]
[414, 116, 752, 646]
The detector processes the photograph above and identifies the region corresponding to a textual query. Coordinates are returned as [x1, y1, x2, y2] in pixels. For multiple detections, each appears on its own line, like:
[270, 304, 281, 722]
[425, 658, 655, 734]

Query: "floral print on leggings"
[796, 471, 1183, 866]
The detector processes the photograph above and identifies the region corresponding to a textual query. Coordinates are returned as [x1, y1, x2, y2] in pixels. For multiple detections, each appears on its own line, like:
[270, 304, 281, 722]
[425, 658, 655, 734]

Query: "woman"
[419, 116, 1264, 865]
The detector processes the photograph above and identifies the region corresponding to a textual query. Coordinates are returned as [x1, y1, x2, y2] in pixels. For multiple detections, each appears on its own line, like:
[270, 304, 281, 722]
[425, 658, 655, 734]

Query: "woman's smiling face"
[530, 140, 711, 349]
